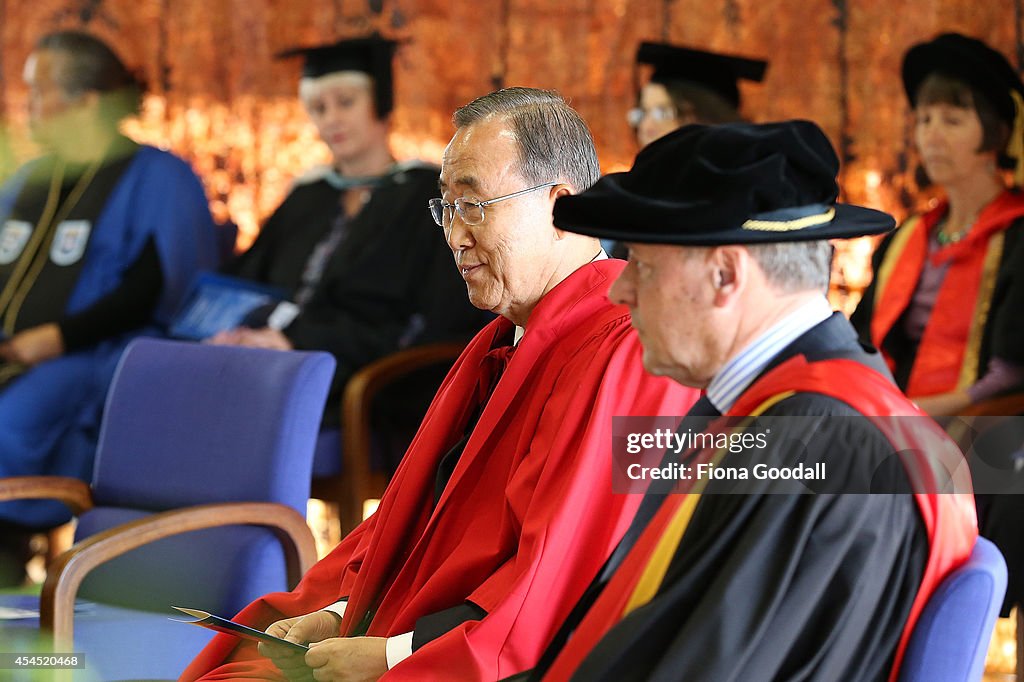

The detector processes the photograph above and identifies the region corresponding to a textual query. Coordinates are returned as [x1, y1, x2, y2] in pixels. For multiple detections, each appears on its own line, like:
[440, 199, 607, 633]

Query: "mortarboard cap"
[636, 41, 768, 111]
[276, 34, 398, 117]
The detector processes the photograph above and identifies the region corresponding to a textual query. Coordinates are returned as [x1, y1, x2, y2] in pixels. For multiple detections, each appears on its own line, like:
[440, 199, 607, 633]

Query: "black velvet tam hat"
[553, 119, 895, 245]
[276, 34, 398, 116]
[636, 41, 768, 110]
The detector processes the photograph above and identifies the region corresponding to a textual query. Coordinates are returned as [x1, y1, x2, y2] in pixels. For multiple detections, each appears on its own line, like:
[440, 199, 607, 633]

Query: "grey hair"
[453, 87, 600, 193]
[745, 240, 832, 292]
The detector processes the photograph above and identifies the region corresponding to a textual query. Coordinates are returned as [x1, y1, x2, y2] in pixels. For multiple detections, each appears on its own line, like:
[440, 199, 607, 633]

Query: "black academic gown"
[851, 214, 1024, 616]
[531, 314, 930, 682]
[849, 214, 1024, 394]
[228, 165, 490, 426]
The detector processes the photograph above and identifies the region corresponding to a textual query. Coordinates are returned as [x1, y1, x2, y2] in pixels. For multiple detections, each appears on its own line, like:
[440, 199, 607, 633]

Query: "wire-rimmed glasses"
[626, 105, 677, 128]
[429, 182, 557, 228]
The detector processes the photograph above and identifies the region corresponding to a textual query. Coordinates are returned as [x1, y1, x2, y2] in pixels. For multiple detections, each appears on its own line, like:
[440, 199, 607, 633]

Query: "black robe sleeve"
[281, 168, 488, 425]
[569, 393, 929, 682]
[412, 601, 488, 651]
[58, 236, 163, 351]
[222, 181, 342, 292]
[987, 220, 1024, 366]
[849, 231, 892, 348]
[849, 231, 919, 391]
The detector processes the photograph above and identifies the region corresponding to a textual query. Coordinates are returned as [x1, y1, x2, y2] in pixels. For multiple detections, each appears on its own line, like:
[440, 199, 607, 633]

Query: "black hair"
[34, 31, 144, 121]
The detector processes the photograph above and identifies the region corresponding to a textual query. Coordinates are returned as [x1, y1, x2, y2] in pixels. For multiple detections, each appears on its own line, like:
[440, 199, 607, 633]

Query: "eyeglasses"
[429, 182, 557, 228]
[626, 105, 677, 128]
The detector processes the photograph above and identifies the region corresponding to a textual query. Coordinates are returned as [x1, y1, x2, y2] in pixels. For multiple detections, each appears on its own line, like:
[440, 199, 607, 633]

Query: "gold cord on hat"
[742, 207, 836, 232]
[1008, 90, 1024, 187]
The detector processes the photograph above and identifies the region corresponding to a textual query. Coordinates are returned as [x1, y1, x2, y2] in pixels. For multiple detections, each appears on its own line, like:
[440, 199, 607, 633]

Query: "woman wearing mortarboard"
[628, 41, 767, 148]
[214, 35, 487, 430]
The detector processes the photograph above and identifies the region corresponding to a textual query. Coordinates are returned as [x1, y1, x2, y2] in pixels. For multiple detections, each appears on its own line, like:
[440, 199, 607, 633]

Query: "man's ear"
[709, 245, 746, 305]
[550, 182, 574, 200]
[550, 183, 574, 240]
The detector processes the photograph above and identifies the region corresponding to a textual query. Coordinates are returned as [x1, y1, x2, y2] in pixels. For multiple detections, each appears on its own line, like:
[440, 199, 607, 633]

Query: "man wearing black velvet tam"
[607, 42, 767, 257]
[526, 120, 979, 681]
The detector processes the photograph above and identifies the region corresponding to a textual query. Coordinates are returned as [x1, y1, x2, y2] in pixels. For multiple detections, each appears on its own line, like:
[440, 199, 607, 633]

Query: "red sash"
[870, 190, 1024, 397]
[543, 357, 977, 682]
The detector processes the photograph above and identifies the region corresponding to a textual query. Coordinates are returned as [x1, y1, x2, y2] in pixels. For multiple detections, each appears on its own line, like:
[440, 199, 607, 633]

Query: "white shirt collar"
[705, 297, 834, 413]
[515, 249, 608, 347]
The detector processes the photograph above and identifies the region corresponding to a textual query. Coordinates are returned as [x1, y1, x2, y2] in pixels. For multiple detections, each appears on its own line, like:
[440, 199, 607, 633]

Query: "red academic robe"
[867, 190, 1024, 397]
[182, 259, 698, 681]
[541, 355, 977, 681]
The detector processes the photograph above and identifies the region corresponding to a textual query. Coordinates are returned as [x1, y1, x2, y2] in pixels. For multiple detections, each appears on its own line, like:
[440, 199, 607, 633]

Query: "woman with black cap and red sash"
[851, 33, 1024, 418]
[851, 29, 1024, 625]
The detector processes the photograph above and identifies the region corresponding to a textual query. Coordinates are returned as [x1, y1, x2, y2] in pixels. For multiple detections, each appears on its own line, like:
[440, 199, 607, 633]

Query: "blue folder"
[169, 272, 288, 341]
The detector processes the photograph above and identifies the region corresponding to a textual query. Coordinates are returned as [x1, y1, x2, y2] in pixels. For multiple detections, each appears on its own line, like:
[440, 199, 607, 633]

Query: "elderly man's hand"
[305, 636, 389, 682]
[261, 612, 341, 681]
[0, 323, 64, 365]
[206, 326, 294, 350]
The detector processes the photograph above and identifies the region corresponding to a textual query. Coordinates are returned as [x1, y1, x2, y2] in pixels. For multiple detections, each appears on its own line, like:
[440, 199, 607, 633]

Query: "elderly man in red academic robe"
[182, 87, 697, 682]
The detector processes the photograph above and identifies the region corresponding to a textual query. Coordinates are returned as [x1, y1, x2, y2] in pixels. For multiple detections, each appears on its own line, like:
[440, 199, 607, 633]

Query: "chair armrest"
[339, 342, 466, 532]
[960, 392, 1024, 417]
[40, 501, 316, 648]
[0, 476, 93, 515]
[341, 341, 467, 410]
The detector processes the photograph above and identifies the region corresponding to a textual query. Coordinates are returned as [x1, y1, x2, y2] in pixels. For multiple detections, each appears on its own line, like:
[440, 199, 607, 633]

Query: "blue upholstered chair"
[898, 536, 1007, 682]
[0, 338, 335, 681]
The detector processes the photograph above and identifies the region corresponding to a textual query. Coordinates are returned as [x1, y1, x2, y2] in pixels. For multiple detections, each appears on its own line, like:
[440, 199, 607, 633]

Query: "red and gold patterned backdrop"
[1, 0, 1021, 309]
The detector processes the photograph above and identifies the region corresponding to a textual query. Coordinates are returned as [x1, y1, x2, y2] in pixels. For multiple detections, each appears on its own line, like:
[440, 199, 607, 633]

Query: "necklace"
[935, 215, 976, 247]
[936, 225, 971, 246]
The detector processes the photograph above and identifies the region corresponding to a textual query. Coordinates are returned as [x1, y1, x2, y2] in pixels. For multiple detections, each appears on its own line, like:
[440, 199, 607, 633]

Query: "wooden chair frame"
[0, 478, 316, 649]
[313, 341, 466, 535]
